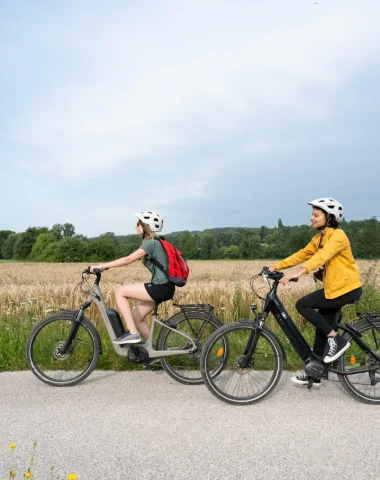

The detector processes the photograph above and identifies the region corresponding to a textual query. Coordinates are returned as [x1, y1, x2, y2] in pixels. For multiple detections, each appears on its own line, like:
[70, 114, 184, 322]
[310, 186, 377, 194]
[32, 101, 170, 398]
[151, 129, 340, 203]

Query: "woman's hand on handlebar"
[280, 268, 307, 285]
[267, 265, 277, 273]
[89, 265, 108, 273]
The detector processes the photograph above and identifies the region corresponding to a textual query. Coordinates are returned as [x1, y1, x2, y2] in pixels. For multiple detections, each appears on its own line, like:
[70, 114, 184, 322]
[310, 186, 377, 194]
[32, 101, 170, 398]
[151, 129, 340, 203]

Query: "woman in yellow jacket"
[269, 197, 362, 386]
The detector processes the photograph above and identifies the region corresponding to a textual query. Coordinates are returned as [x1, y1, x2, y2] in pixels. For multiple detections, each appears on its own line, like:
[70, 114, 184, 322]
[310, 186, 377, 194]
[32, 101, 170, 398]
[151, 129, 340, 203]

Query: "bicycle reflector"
[350, 355, 356, 365]
[216, 347, 224, 357]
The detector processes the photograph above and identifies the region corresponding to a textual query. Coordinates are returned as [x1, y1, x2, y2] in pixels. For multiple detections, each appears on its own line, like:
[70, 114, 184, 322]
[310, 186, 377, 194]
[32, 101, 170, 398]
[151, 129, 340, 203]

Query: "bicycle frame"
[72, 277, 197, 359]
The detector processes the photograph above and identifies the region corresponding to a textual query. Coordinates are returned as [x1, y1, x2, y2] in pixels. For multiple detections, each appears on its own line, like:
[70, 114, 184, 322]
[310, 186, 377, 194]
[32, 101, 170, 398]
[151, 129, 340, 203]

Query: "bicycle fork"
[239, 313, 268, 369]
[60, 302, 91, 354]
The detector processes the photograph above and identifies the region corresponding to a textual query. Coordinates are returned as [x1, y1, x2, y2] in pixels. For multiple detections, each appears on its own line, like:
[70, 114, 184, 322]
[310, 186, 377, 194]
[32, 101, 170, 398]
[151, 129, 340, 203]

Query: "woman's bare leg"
[114, 284, 155, 333]
[132, 301, 155, 339]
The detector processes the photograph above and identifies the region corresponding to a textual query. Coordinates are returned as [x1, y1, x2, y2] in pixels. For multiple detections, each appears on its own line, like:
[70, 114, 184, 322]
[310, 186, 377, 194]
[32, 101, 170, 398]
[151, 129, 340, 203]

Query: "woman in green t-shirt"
[90, 211, 175, 344]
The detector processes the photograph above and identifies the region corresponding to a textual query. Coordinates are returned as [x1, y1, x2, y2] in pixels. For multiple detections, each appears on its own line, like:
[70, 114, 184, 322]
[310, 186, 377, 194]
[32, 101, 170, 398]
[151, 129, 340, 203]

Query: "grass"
[0, 260, 379, 372]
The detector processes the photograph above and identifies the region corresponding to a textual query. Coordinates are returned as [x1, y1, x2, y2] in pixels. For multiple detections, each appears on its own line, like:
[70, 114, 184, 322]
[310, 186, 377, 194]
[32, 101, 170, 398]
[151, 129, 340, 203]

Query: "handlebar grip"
[290, 278, 299, 283]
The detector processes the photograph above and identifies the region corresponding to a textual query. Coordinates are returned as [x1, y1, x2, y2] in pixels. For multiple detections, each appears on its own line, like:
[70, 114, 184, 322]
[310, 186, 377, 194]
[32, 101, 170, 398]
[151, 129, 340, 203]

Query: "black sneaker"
[323, 334, 350, 363]
[290, 374, 321, 386]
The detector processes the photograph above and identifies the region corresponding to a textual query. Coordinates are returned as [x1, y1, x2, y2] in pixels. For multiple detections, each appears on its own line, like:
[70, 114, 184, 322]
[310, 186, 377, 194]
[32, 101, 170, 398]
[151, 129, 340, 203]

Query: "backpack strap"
[149, 239, 167, 274]
[150, 256, 166, 273]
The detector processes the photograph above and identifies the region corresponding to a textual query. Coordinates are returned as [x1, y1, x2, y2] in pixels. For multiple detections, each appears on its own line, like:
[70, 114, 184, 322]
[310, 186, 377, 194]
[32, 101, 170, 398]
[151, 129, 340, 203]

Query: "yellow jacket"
[275, 228, 362, 299]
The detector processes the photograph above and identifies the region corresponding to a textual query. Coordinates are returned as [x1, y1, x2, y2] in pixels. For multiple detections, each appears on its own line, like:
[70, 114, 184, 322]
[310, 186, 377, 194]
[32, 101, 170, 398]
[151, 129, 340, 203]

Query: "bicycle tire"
[200, 322, 283, 405]
[337, 318, 380, 404]
[26, 311, 101, 387]
[156, 312, 226, 385]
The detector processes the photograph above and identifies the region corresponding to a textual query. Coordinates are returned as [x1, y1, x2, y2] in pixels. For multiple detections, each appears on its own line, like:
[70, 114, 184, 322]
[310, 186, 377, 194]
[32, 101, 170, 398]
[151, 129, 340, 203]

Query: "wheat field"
[1, 260, 379, 323]
[1, 260, 379, 371]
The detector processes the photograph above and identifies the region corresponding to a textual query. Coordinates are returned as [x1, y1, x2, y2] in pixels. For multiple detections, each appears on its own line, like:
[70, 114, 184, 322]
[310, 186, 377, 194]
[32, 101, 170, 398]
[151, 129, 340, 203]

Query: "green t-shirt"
[140, 239, 169, 285]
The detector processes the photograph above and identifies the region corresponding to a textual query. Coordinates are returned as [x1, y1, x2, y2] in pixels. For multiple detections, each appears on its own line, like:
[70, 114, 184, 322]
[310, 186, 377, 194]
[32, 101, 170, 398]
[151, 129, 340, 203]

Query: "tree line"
[0, 218, 379, 262]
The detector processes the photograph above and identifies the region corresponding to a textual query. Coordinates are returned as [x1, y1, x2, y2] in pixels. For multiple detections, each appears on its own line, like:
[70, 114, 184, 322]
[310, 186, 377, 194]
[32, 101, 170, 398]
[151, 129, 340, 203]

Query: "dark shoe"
[290, 374, 321, 386]
[323, 334, 350, 363]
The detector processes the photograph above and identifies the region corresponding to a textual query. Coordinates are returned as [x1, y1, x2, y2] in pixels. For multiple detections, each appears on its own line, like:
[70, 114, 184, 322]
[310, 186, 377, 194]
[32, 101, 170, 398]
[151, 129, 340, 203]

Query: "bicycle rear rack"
[173, 303, 214, 320]
[357, 312, 380, 333]
[358, 312, 380, 320]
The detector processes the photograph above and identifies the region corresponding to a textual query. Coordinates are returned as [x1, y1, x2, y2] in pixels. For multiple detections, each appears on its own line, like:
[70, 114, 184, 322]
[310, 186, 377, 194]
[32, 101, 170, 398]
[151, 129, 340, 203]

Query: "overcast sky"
[1, 0, 379, 237]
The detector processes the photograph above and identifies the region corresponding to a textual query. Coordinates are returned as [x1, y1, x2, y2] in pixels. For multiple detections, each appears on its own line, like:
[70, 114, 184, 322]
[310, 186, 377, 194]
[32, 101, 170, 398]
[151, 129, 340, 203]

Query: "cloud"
[1, 1, 380, 236]
[4, 0, 378, 182]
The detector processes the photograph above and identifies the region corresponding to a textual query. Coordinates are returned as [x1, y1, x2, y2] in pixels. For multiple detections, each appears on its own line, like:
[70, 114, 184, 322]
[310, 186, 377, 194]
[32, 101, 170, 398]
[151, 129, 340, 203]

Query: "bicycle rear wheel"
[156, 312, 226, 385]
[26, 311, 101, 386]
[200, 322, 283, 405]
[337, 318, 380, 404]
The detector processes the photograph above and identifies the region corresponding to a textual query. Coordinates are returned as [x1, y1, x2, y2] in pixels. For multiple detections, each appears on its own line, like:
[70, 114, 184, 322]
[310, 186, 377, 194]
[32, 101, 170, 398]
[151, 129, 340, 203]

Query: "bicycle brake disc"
[53, 342, 71, 360]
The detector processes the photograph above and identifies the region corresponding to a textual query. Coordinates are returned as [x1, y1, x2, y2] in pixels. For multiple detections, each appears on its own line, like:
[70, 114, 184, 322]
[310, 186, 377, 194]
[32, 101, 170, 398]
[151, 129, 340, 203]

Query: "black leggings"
[295, 287, 362, 356]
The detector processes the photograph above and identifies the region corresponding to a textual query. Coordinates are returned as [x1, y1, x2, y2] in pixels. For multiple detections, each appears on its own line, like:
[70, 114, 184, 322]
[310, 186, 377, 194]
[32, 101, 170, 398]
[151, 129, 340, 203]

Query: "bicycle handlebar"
[82, 267, 109, 284]
[261, 267, 298, 283]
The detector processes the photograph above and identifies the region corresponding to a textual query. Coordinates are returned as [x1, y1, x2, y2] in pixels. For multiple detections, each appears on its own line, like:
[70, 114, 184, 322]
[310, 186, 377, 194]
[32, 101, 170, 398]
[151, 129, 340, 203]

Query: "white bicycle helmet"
[307, 198, 344, 222]
[134, 211, 163, 232]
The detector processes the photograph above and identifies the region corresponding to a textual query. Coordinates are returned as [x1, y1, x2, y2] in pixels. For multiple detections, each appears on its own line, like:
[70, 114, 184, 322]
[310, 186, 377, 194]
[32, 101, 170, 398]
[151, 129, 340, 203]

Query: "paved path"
[0, 370, 378, 480]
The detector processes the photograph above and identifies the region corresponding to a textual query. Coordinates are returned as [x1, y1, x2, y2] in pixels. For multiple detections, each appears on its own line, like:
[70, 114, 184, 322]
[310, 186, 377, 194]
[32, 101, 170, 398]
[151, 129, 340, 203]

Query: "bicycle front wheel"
[26, 311, 101, 386]
[157, 312, 225, 385]
[337, 318, 380, 404]
[200, 322, 283, 405]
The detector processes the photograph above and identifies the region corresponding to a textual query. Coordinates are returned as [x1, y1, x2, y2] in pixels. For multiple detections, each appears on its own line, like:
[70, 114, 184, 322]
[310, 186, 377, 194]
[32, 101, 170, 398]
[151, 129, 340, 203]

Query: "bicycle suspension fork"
[240, 312, 268, 368]
[61, 301, 92, 353]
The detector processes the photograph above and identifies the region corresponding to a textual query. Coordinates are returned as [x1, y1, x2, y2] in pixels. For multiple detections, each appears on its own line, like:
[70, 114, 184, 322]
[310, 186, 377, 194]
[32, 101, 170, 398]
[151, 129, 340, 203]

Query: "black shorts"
[144, 282, 175, 303]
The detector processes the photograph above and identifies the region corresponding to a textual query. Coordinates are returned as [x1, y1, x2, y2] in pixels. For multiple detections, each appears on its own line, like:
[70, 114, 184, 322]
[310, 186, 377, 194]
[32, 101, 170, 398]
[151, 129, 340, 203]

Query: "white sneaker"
[290, 373, 321, 386]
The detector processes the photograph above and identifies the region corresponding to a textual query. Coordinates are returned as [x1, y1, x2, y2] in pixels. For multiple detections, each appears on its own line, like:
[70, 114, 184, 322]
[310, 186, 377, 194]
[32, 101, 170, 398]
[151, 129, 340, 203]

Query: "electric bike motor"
[127, 345, 149, 364]
[304, 359, 325, 380]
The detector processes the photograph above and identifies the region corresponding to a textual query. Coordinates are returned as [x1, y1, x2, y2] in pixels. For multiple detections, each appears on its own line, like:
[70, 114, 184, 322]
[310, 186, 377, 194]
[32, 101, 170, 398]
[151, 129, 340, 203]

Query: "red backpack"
[151, 238, 189, 287]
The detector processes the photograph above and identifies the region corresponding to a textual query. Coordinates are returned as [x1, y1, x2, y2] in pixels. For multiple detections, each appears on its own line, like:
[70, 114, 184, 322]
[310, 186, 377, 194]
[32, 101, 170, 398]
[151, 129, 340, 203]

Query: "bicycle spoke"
[338, 319, 380, 403]
[27, 315, 99, 386]
[201, 323, 283, 404]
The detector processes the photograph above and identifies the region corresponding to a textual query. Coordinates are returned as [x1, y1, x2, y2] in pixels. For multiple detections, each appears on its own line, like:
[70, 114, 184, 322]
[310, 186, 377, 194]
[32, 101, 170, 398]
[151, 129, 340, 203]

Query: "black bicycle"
[200, 267, 380, 405]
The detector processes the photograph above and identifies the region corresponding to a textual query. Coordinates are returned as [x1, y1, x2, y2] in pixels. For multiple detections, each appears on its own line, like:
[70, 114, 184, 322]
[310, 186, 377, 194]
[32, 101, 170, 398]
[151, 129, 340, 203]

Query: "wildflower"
[9, 471, 16, 478]
[68, 474, 78, 480]
[25, 472, 31, 478]
[8, 444, 17, 450]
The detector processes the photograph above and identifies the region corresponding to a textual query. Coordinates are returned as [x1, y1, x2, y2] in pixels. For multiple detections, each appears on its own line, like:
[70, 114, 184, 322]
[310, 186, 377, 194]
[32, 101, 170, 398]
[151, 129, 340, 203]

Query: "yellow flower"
[68, 475, 78, 480]
[8, 444, 17, 450]
[10, 471, 16, 478]
[25, 473, 31, 478]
